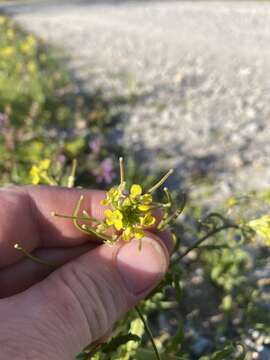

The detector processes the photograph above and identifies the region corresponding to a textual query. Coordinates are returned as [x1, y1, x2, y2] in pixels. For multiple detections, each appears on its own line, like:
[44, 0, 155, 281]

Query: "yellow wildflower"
[20, 35, 36, 54]
[102, 180, 156, 242]
[226, 197, 237, 208]
[130, 184, 142, 198]
[122, 227, 144, 242]
[140, 213, 156, 227]
[101, 186, 123, 206]
[0, 46, 15, 58]
[7, 28, 15, 40]
[27, 61, 37, 74]
[52, 158, 177, 246]
[30, 159, 51, 185]
[248, 215, 270, 245]
[0, 16, 6, 25]
[105, 209, 123, 230]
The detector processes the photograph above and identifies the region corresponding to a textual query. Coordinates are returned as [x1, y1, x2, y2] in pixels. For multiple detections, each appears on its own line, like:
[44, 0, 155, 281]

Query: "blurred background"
[1, 1, 270, 359]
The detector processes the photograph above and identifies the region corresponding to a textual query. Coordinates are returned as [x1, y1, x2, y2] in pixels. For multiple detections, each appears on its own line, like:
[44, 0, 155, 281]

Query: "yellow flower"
[140, 213, 155, 227]
[40, 159, 50, 169]
[130, 184, 142, 198]
[248, 215, 270, 245]
[0, 46, 15, 58]
[0, 16, 6, 25]
[101, 187, 122, 206]
[226, 197, 237, 208]
[27, 61, 37, 74]
[122, 226, 144, 242]
[133, 228, 145, 239]
[105, 209, 123, 230]
[30, 159, 51, 185]
[101, 179, 156, 242]
[7, 28, 15, 40]
[20, 35, 36, 54]
[30, 166, 40, 185]
[122, 227, 132, 241]
[52, 158, 176, 247]
[138, 193, 152, 212]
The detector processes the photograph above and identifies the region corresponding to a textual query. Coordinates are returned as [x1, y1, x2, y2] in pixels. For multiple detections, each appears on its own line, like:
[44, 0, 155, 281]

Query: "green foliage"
[0, 16, 118, 188]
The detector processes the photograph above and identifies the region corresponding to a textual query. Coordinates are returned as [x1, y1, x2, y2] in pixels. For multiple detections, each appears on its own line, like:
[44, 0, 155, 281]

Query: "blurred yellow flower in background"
[0, 46, 15, 58]
[7, 28, 15, 40]
[30, 159, 51, 185]
[27, 61, 37, 74]
[248, 215, 270, 245]
[0, 16, 6, 25]
[20, 35, 36, 54]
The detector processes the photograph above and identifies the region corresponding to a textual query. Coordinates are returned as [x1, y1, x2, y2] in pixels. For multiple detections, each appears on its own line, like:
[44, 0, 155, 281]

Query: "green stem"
[163, 187, 172, 206]
[51, 212, 102, 224]
[158, 198, 186, 231]
[14, 244, 56, 268]
[135, 306, 162, 360]
[67, 159, 77, 188]
[81, 224, 113, 243]
[148, 169, 174, 194]
[172, 223, 239, 264]
[119, 157, 124, 184]
[41, 174, 57, 186]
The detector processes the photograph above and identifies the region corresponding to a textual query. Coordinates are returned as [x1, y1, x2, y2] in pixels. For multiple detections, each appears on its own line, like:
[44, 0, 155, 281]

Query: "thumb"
[1, 233, 169, 360]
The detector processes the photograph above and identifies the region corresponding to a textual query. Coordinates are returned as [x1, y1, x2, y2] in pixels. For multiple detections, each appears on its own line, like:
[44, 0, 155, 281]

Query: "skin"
[0, 186, 172, 360]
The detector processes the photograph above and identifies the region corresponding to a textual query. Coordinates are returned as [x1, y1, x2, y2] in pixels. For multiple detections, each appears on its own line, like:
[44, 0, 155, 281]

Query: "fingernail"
[116, 237, 168, 296]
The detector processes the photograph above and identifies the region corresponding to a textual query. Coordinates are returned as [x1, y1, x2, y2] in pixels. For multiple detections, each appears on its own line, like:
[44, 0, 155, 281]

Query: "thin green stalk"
[119, 157, 124, 184]
[41, 174, 57, 186]
[14, 244, 56, 268]
[148, 169, 174, 194]
[158, 199, 186, 231]
[135, 306, 162, 360]
[51, 212, 102, 224]
[172, 223, 239, 264]
[67, 159, 77, 188]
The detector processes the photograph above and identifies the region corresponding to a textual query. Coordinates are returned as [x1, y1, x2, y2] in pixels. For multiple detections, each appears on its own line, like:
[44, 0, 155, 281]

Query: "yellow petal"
[114, 219, 123, 231]
[32, 174, 40, 185]
[104, 208, 113, 219]
[141, 213, 156, 227]
[40, 159, 51, 170]
[106, 219, 114, 226]
[113, 209, 123, 220]
[30, 165, 39, 177]
[134, 229, 145, 239]
[138, 204, 151, 212]
[123, 197, 132, 206]
[130, 184, 142, 197]
[100, 198, 109, 205]
[122, 227, 132, 242]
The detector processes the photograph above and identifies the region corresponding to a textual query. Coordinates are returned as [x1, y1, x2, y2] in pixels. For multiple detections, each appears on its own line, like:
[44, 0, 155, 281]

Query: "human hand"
[0, 186, 171, 360]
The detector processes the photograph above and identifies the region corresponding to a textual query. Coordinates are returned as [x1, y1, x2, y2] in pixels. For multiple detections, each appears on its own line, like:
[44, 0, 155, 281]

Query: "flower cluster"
[30, 159, 52, 185]
[102, 183, 155, 241]
[51, 158, 178, 245]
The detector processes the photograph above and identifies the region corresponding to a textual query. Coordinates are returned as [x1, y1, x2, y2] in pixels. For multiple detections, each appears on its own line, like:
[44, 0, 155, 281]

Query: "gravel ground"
[2, 0, 270, 199]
